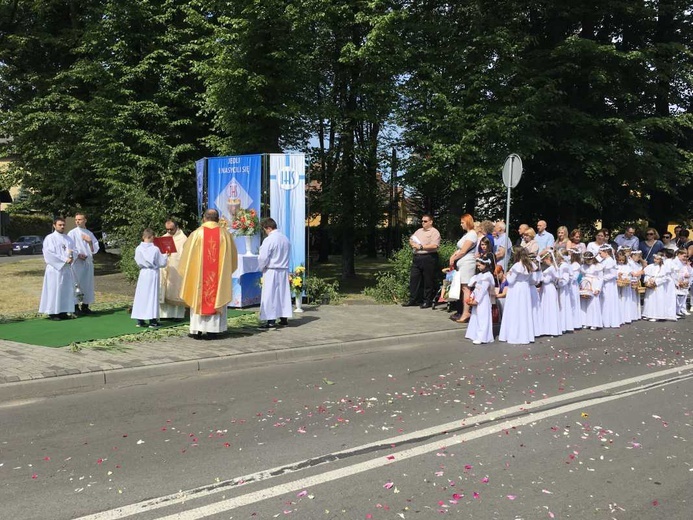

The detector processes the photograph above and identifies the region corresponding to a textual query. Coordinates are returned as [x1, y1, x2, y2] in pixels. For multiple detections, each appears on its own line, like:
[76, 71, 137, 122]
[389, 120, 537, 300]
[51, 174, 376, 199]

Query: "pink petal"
[507, 495, 517, 500]
[297, 490, 308, 497]
[481, 476, 489, 483]
[384, 481, 394, 489]
[452, 493, 463, 500]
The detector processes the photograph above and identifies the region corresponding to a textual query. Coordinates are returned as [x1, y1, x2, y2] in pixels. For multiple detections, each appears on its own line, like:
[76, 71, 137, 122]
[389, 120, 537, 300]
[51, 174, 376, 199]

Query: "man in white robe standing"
[258, 217, 292, 329]
[39, 217, 77, 321]
[67, 212, 99, 315]
[159, 219, 188, 320]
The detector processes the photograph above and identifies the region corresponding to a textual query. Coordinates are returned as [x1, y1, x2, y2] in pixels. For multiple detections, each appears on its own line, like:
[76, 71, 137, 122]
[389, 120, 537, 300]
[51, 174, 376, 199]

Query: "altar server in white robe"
[465, 257, 495, 344]
[67, 212, 99, 315]
[258, 217, 293, 329]
[159, 219, 188, 320]
[131, 229, 168, 327]
[39, 217, 77, 320]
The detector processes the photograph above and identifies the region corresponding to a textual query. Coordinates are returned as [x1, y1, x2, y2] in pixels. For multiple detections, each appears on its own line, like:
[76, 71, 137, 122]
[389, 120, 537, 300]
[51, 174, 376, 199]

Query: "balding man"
[536, 220, 555, 252]
[178, 209, 238, 339]
[493, 222, 513, 272]
[516, 224, 529, 247]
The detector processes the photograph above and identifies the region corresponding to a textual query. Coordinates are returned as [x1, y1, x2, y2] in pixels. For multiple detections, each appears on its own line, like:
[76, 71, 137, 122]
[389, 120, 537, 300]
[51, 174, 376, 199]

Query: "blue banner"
[207, 155, 262, 256]
[195, 158, 205, 221]
[269, 153, 306, 273]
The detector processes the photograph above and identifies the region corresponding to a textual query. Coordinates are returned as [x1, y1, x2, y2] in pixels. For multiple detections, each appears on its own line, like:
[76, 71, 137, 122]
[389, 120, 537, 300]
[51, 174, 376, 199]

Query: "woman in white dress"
[465, 258, 495, 345]
[499, 247, 535, 344]
[580, 251, 603, 330]
[538, 250, 562, 336]
[529, 253, 542, 335]
[448, 214, 478, 323]
[598, 244, 622, 328]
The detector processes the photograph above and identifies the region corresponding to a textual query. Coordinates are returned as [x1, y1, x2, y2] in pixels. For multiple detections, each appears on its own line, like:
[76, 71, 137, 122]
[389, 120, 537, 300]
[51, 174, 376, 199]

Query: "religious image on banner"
[214, 176, 253, 224]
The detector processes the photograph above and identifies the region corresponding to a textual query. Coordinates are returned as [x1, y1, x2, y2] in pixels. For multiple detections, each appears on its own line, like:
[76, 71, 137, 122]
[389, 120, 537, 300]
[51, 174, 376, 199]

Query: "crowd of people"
[38, 211, 294, 338]
[404, 216, 693, 345]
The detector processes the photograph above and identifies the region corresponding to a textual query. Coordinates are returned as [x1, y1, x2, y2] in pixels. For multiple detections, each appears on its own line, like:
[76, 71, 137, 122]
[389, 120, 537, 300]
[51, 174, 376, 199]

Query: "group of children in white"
[464, 244, 692, 345]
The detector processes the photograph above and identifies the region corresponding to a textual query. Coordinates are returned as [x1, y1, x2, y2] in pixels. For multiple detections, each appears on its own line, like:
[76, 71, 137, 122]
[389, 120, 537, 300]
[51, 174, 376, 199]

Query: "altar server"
[39, 217, 77, 321]
[131, 229, 169, 328]
[257, 217, 293, 329]
[67, 212, 99, 315]
[159, 219, 188, 320]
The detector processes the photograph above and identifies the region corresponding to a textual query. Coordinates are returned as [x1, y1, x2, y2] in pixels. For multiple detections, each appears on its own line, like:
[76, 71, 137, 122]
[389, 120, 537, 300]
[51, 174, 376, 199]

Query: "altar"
[230, 253, 262, 308]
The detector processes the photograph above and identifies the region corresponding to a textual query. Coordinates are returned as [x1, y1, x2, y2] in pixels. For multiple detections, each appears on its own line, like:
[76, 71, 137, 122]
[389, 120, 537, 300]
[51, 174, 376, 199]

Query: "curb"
[0, 329, 462, 402]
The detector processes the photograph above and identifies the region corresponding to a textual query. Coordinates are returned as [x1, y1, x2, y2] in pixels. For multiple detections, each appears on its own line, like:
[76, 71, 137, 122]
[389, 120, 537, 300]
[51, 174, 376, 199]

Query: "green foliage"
[304, 275, 342, 305]
[364, 239, 457, 304]
[5, 214, 53, 239]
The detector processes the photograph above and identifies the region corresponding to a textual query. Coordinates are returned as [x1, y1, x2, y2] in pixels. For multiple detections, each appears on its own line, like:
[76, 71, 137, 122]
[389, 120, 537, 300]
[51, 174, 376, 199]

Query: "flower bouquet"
[289, 265, 306, 312]
[289, 265, 306, 296]
[231, 207, 259, 236]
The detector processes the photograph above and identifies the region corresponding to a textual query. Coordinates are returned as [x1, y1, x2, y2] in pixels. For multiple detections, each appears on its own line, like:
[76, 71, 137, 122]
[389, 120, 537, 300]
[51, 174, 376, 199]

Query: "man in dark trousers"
[403, 214, 441, 308]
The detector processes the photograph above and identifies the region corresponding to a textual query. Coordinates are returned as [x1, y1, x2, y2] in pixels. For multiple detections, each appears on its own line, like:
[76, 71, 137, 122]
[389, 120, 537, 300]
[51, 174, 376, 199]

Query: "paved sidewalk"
[0, 304, 463, 400]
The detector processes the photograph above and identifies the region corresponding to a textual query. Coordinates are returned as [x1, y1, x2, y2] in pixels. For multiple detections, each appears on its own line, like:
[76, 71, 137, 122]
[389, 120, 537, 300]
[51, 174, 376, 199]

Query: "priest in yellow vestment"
[178, 209, 238, 339]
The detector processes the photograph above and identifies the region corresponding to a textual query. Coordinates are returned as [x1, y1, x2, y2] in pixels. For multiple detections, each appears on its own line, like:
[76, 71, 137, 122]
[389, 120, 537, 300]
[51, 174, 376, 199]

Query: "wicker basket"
[579, 280, 593, 299]
[616, 278, 630, 288]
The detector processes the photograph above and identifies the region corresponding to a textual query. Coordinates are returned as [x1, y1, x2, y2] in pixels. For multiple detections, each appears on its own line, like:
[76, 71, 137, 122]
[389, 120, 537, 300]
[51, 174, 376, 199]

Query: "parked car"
[12, 235, 43, 255]
[0, 236, 12, 256]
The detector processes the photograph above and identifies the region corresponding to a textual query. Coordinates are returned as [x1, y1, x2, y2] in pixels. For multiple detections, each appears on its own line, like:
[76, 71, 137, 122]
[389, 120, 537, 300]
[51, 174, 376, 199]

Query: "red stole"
[201, 226, 221, 315]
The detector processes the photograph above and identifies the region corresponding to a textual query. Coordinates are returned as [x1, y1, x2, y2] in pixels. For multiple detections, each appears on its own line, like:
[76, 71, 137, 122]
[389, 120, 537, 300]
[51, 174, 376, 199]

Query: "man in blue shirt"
[614, 226, 640, 250]
[535, 220, 555, 253]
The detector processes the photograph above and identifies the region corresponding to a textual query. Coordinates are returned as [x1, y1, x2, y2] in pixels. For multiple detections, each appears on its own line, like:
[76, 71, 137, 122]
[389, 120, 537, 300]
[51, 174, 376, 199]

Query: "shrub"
[364, 239, 458, 304]
[304, 275, 342, 305]
[5, 214, 53, 239]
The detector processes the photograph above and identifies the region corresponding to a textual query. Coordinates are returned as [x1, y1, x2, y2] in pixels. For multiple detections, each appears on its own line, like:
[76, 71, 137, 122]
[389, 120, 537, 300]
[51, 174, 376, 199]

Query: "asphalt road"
[1, 319, 692, 520]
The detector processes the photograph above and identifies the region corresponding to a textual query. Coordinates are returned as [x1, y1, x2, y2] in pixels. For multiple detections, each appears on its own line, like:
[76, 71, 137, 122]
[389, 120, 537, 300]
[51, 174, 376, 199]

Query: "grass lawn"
[0, 252, 133, 316]
[309, 255, 392, 297]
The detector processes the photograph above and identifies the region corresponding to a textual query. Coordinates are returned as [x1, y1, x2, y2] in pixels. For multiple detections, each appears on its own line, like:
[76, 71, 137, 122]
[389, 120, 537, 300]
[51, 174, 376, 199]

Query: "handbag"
[491, 303, 500, 323]
[447, 269, 462, 301]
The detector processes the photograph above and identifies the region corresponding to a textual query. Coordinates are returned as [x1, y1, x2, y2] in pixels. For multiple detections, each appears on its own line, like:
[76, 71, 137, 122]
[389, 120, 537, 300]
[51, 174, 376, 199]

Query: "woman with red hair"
[448, 213, 478, 323]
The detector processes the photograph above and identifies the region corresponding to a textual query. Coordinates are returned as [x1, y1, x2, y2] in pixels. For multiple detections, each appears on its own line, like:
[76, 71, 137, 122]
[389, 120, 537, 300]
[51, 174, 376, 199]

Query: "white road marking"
[76, 363, 693, 520]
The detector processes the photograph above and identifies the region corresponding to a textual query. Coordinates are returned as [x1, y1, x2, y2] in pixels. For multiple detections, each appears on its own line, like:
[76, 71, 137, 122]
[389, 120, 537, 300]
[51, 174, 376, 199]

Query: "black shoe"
[420, 301, 432, 309]
[279, 318, 289, 326]
[258, 321, 277, 329]
[148, 321, 160, 328]
[74, 305, 83, 316]
[401, 301, 420, 307]
[80, 305, 92, 315]
[136, 320, 147, 328]
[59, 312, 70, 320]
[48, 314, 61, 321]
[188, 332, 203, 340]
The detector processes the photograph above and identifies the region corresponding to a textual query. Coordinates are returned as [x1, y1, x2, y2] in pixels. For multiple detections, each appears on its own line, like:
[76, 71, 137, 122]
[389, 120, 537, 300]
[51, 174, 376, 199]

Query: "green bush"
[304, 275, 342, 305]
[5, 214, 53, 239]
[364, 239, 458, 304]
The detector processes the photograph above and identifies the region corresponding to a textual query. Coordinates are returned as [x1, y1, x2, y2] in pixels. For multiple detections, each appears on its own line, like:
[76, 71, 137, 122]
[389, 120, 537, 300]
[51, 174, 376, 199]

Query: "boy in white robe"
[39, 217, 77, 321]
[673, 249, 692, 316]
[131, 229, 168, 328]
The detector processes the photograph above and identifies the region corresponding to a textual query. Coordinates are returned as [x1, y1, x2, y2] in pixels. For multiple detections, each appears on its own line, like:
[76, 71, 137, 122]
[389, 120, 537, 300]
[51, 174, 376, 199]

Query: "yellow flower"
[295, 266, 306, 274]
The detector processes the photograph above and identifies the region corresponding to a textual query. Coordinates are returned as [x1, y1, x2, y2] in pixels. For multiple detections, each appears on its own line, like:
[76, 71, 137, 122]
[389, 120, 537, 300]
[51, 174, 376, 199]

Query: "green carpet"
[0, 308, 253, 347]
